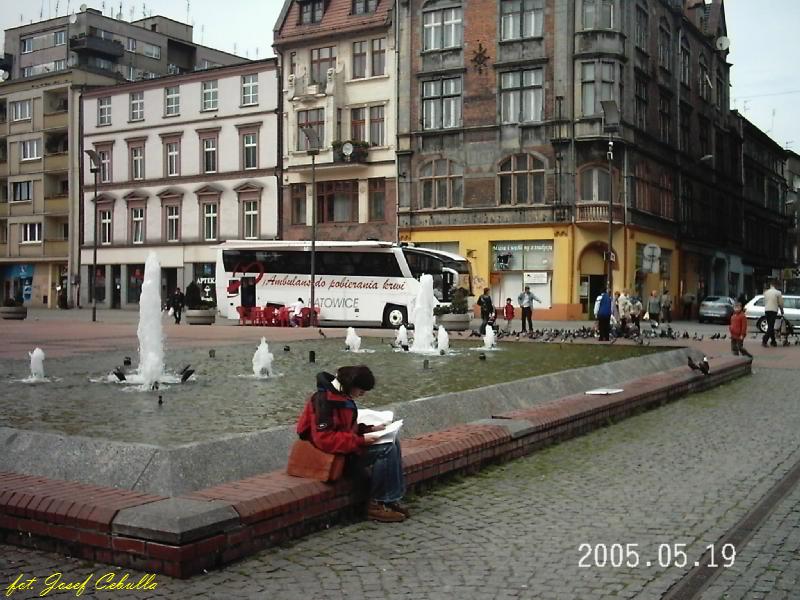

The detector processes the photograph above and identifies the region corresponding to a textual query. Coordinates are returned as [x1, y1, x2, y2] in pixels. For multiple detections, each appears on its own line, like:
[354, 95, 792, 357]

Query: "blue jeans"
[362, 440, 405, 504]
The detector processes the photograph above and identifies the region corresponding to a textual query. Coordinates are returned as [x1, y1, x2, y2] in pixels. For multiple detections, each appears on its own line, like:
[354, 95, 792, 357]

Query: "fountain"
[135, 251, 165, 389]
[410, 274, 438, 353]
[483, 326, 496, 350]
[252, 337, 274, 378]
[345, 327, 362, 352]
[28, 348, 45, 381]
[437, 325, 450, 353]
[395, 325, 409, 348]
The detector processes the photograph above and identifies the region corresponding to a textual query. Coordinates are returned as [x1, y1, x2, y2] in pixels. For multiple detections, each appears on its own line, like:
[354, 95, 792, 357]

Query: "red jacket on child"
[503, 303, 515, 320]
[729, 312, 747, 339]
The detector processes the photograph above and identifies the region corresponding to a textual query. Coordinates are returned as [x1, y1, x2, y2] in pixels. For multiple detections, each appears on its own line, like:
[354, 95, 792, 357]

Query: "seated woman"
[296, 365, 408, 523]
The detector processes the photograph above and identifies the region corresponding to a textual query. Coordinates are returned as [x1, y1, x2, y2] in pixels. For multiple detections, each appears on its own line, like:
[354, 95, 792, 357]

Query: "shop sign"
[524, 272, 548, 284]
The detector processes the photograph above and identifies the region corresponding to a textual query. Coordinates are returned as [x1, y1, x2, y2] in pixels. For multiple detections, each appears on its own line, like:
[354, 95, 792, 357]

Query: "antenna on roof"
[56, 1, 60, 16]
[201, 24, 204, 44]
[142, 2, 146, 18]
[186, 0, 190, 24]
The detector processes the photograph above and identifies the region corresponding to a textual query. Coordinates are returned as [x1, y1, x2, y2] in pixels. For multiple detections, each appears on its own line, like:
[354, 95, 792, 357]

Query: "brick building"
[273, 0, 397, 242]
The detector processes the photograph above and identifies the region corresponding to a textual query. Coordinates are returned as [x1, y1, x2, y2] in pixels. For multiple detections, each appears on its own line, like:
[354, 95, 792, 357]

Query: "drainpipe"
[394, 0, 400, 244]
[275, 55, 284, 240]
[76, 85, 85, 309]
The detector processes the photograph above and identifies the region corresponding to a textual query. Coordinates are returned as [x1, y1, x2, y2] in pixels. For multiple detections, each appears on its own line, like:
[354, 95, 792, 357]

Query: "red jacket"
[729, 312, 747, 339]
[503, 303, 515, 320]
[296, 372, 369, 455]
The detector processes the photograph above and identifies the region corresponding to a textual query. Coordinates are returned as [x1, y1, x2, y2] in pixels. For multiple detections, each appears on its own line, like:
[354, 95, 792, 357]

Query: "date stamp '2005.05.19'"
[578, 543, 736, 569]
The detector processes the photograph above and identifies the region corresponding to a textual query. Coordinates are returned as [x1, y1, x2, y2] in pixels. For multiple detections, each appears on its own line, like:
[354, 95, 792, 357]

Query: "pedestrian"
[295, 365, 409, 523]
[682, 291, 695, 320]
[618, 289, 632, 336]
[171, 287, 185, 324]
[631, 295, 643, 332]
[660, 288, 672, 323]
[761, 280, 784, 348]
[477, 287, 495, 335]
[289, 297, 304, 327]
[594, 287, 612, 341]
[647, 290, 661, 324]
[729, 301, 749, 356]
[503, 298, 515, 332]
[517, 285, 541, 334]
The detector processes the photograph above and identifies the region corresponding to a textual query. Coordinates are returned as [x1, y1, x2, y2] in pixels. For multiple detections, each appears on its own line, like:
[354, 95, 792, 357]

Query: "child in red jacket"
[503, 298, 515, 332]
[729, 302, 750, 357]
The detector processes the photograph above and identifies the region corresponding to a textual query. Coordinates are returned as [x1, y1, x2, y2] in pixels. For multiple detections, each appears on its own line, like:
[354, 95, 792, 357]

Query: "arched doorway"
[578, 241, 616, 317]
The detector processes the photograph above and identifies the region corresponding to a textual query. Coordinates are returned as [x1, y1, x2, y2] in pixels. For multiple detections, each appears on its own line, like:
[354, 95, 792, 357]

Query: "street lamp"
[85, 149, 100, 323]
[601, 100, 620, 292]
[299, 126, 321, 325]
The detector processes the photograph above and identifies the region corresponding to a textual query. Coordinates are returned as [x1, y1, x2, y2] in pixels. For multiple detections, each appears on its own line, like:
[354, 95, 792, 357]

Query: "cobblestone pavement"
[2, 362, 800, 599]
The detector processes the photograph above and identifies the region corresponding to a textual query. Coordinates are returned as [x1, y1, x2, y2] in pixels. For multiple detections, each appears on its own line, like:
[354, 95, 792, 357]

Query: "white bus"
[215, 240, 473, 327]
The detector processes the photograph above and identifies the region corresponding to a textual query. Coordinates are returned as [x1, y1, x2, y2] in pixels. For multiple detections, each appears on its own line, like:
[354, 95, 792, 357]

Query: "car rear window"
[704, 296, 720, 302]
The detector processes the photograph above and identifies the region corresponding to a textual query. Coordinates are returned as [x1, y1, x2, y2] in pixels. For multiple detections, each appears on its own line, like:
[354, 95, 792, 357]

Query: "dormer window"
[352, 0, 377, 15]
[300, 0, 324, 24]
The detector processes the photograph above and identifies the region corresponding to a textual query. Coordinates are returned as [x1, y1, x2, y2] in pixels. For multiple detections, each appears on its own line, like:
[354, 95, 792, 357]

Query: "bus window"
[402, 249, 443, 279]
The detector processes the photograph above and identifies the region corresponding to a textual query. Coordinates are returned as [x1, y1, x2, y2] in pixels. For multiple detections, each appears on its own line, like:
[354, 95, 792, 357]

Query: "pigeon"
[123, 356, 132, 367]
[208, 349, 216, 358]
[158, 395, 163, 405]
[318, 329, 327, 338]
[180, 369, 195, 383]
[283, 345, 290, 352]
[112, 367, 126, 382]
[401, 344, 410, 352]
[687, 356, 701, 372]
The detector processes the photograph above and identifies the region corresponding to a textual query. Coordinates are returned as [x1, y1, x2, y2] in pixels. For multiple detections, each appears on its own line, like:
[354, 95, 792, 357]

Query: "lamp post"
[300, 126, 321, 325]
[601, 100, 620, 292]
[85, 149, 100, 322]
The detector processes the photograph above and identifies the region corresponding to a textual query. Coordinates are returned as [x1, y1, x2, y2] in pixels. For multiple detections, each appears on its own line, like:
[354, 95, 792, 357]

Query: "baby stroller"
[779, 316, 794, 347]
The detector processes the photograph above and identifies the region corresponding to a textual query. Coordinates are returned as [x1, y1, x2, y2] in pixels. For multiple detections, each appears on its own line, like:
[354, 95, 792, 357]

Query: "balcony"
[43, 111, 68, 130]
[44, 153, 69, 173]
[44, 240, 69, 257]
[70, 34, 124, 58]
[332, 141, 369, 164]
[575, 201, 624, 224]
[44, 195, 69, 215]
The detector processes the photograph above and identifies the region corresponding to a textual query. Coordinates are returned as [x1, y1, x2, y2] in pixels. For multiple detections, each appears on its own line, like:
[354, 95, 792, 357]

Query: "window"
[371, 38, 386, 76]
[369, 106, 385, 146]
[291, 184, 307, 224]
[165, 86, 180, 115]
[243, 133, 258, 170]
[241, 74, 258, 105]
[580, 167, 611, 202]
[581, 61, 615, 116]
[317, 180, 358, 223]
[12, 181, 33, 202]
[351, 107, 366, 142]
[501, 0, 544, 40]
[127, 38, 137, 52]
[422, 77, 462, 129]
[166, 205, 180, 242]
[202, 80, 218, 110]
[419, 159, 463, 208]
[716, 68, 725, 110]
[659, 94, 671, 143]
[129, 91, 144, 121]
[699, 56, 710, 102]
[368, 178, 385, 221]
[21, 223, 42, 243]
[582, 0, 613, 30]
[166, 142, 180, 176]
[352, 41, 367, 79]
[680, 41, 691, 87]
[500, 68, 543, 123]
[300, 0, 324, 24]
[203, 202, 218, 240]
[22, 67, 33, 78]
[12, 100, 31, 121]
[657, 173, 674, 219]
[203, 138, 217, 173]
[21, 38, 33, 53]
[143, 43, 161, 59]
[243, 200, 258, 239]
[635, 5, 648, 49]
[99, 209, 112, 245]
[20, 139, 41, 161]
[498, 154, 545, 205]
[98, 150, 111, 183]
[352, 0, 377, 15]
[297, 108, 324, 150]
[423, 7, 462, 51]
[679, 105, 691, 153]
[658, 20, 671, 71]
[131, 207, 145, 244]
[54, 30, 66, 45]
[131, 146, 144, 180]
[634, 77, 647, 130]
[54, 59, 65, 71]
[311, 47, 336, 84]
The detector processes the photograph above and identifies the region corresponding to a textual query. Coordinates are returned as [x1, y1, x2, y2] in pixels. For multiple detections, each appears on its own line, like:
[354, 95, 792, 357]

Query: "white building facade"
[80, 59, 279, 308]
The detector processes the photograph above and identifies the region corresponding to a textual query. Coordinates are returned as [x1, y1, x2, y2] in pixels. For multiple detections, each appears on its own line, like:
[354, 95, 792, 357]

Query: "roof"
[274, 0, 392, 47]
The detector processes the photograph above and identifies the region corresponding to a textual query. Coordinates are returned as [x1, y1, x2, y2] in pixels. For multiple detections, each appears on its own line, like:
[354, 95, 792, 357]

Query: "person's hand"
[369, 424, 386, 432]
[362, 435, 380, 446]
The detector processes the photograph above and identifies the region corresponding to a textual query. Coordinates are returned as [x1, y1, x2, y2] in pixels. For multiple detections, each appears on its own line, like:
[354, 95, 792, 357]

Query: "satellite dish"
[79, 3, 87, 12]
[643, 244, 661, 260]
[341, 141, 354, 159]
[69, 12, 77, 24]
[715, 36, 730, 52]
[0, 70, 8, 81]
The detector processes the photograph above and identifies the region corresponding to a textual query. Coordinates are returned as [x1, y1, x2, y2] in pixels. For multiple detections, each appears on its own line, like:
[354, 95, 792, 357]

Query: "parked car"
[744, 294, 800, 333]
[698, 296, 735, 323]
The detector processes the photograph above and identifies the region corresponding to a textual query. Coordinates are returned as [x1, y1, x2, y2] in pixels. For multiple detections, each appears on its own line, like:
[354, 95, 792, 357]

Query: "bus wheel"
[383, 305, 407, 328]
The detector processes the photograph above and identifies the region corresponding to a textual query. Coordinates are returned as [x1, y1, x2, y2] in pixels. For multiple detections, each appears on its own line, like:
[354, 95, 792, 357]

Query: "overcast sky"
[1, 0, 797, 150]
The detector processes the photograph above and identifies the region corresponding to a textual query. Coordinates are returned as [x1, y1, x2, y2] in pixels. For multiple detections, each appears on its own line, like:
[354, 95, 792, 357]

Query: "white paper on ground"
[585, 388, 624, 395]
[364, 419, 403, 444]
[357, 409, 394, 427]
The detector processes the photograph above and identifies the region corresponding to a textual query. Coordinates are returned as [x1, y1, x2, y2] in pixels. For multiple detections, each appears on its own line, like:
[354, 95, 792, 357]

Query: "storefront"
[2, 264, 34, 305]
[490, 240, 554, 309]
[193, 262, 217, 304]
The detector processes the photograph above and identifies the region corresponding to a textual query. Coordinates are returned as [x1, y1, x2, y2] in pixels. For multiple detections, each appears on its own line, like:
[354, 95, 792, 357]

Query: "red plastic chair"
[277, 306, 291, 327]
[236, 306, 248, 325]
[262, 307, 278, 326]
